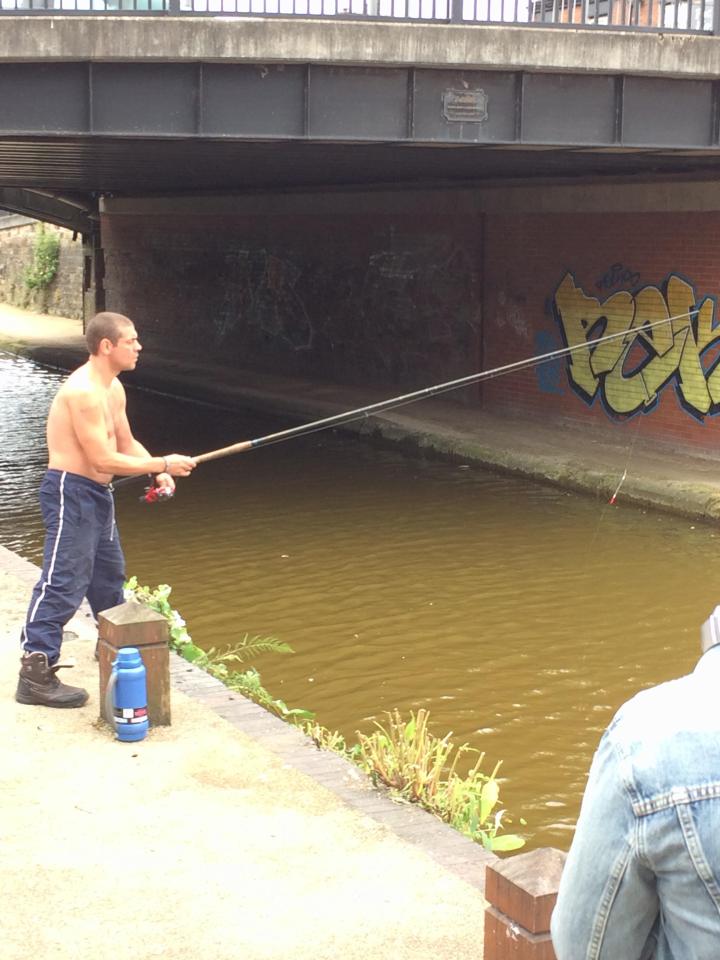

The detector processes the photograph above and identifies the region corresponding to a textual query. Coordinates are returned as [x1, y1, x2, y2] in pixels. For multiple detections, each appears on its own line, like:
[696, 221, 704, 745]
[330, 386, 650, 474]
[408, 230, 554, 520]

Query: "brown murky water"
[1, 351, 714, 851]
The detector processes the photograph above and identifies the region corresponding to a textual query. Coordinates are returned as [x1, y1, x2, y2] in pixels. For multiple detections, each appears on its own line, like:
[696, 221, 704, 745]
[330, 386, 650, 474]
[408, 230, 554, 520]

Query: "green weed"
[355, 709, 526, 852]
[124, 577, 314, 722]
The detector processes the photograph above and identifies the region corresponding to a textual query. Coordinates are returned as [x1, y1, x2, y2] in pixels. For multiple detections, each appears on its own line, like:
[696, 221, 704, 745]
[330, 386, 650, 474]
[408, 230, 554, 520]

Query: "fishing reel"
[140, 477, 175, 505]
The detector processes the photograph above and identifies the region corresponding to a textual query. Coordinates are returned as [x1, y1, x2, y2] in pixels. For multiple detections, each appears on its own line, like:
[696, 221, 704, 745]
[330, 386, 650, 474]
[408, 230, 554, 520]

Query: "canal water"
[1, 350, 714, 851]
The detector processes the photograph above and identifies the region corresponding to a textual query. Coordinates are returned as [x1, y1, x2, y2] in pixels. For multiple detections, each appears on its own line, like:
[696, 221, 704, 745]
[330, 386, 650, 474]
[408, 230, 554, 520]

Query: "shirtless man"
[17, 312, 196, 708]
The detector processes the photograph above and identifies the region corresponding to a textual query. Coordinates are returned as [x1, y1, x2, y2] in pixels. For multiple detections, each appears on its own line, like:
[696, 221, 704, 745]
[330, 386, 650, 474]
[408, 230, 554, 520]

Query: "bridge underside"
[2, 60, 720, 230]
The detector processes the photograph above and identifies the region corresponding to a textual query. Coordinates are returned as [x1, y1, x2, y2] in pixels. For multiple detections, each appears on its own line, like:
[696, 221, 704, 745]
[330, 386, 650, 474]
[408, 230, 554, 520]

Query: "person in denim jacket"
[552, 610, 720, 960]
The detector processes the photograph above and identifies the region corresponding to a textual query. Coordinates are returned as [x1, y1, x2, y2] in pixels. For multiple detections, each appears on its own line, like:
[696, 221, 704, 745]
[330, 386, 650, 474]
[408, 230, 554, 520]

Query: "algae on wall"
[0, 217, 83, 320]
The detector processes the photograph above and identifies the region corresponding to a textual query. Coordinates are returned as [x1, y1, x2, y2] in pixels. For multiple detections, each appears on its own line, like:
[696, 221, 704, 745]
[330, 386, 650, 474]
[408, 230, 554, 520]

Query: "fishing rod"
[116, 305, 695, 500]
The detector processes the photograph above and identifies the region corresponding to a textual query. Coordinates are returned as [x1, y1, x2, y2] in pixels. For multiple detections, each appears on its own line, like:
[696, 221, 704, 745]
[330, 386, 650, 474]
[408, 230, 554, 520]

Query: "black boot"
[15, 652, 89, 708]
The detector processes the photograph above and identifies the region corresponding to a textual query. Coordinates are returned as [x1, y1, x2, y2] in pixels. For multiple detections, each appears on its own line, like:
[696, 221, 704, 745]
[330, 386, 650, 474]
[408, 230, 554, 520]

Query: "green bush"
[24, 224, 60, 291]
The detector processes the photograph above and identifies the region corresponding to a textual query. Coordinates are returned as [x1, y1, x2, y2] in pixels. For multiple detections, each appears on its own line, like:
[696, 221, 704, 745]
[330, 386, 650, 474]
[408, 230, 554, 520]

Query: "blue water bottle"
[106, 647, 149, 742]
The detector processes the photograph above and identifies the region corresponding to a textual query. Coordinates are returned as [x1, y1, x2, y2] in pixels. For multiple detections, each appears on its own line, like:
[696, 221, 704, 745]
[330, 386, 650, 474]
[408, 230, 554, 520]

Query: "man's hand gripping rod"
[114, 442, 254, 503]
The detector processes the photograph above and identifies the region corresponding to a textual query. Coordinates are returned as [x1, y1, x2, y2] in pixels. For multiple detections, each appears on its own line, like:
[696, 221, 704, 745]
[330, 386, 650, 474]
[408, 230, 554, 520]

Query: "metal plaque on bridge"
[442, 89, 488, 123]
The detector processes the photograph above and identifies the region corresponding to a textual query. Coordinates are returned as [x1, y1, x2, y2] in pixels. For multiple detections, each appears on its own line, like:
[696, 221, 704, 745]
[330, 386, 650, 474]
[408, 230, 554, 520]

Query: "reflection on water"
[0, 351, 713, 850]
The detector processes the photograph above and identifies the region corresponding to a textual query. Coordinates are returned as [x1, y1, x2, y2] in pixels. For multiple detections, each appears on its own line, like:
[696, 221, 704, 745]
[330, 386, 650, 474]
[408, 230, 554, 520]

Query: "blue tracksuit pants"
[21, 469, 126, 665]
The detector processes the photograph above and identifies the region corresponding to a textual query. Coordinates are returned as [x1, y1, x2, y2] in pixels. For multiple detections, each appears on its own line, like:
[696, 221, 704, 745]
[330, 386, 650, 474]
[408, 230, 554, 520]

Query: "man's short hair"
[86, 312, 133, 355]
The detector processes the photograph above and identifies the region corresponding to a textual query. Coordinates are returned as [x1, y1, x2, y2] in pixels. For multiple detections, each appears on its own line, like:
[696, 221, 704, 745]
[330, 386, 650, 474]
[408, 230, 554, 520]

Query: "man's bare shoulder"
[61, 363, 92, 390]
[57, 365, 103, 409]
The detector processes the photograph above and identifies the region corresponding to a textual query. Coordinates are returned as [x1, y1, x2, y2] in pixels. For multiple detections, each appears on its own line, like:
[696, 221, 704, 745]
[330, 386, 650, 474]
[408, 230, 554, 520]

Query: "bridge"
[0, 8, 719, 233]
[2, 3, 720, 466]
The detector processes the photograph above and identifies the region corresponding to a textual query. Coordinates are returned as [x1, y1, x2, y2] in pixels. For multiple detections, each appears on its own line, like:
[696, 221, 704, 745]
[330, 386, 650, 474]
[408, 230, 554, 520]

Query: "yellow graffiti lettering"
[587, 290, 635, 377]
[609, 284, 682, 415]
[552, 274, 603, 400]
[552, 272, 720, 419]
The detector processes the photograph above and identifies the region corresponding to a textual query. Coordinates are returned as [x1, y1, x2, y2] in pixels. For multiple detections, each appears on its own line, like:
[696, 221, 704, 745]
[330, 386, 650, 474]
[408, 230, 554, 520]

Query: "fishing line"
[608, 469, 628, 507]
[586, 411, 645, 558]
[112, 304, 698, 491]
[610, 412, 645, 507]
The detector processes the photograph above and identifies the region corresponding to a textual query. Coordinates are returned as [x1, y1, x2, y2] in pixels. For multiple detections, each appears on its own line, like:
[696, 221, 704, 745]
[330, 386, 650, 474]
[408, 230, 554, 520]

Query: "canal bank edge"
[2, 314, 720, 525]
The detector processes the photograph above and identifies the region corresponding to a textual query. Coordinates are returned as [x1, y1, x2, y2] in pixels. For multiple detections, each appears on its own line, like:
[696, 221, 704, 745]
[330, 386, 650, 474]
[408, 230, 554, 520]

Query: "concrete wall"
[0, 218, 84, 320]
[3, 17, 720, 82]
[102, 178, 720, 454]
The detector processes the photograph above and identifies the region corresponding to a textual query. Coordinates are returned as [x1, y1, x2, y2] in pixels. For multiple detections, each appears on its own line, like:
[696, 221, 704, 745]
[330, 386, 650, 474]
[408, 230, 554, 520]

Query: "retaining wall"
[101, 204, 482, 399]
[0, 216, 84, 320]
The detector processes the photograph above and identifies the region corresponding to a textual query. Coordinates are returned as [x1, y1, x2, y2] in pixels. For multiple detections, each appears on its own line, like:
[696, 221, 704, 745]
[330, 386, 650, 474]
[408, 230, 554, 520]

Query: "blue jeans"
[551, 646, 720, 959]
[21, 469, 125, 665]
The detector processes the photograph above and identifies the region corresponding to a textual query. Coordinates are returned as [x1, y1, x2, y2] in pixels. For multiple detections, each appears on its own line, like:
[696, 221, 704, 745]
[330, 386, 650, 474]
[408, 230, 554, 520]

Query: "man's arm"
[551, 727, 659, 959]
[67, 388, 193, 477]
[112, 382, 193, 485]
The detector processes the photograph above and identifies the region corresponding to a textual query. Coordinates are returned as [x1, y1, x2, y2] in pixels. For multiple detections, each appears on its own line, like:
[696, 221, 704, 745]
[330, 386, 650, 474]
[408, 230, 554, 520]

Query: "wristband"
[161, 456, 168, 475]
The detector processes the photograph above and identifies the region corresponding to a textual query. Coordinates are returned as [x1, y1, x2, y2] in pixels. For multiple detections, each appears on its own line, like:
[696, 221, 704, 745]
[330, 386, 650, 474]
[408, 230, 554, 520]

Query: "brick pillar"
[98, 598, 171, 727]
[484, 847, 566, 960]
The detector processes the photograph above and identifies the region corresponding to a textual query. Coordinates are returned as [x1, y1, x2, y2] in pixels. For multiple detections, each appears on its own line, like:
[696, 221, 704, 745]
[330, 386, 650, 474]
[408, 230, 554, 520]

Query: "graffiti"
[252, 253, 314, 352]
[357, 237, 480, 383]
[534, 330, 565, 396]
[144, 227, 479, 385]
[595, 262, 640, 292]
[496, 290, 530, 340]
[552, 272, 720, 420]
[214, 249, 315, 352]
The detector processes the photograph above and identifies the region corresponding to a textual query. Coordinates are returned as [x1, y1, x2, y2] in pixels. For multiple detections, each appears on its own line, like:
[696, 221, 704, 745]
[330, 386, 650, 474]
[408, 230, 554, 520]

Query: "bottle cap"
[115, 646, 143, 667]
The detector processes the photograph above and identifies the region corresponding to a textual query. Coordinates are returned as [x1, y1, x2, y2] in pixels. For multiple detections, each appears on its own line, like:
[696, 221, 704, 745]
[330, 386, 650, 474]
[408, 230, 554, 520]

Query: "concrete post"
[98, 598, 171, 727]
[449, 0, 464, 22]
[484, 847, 566, 960]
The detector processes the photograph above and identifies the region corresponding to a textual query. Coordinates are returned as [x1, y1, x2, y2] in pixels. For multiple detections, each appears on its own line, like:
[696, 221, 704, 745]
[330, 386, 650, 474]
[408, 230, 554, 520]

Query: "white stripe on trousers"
[22, 470, 67, 650]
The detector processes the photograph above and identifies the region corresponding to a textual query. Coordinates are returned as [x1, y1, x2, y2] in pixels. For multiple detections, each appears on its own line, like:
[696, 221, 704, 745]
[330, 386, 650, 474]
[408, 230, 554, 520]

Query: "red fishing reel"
[140, 480, 175, 505]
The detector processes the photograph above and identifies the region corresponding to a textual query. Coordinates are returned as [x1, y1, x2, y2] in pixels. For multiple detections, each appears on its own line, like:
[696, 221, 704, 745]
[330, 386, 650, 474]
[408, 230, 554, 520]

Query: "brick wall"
[483, 210, 720, 454]
[101, 209, 482, 397]
[100, 188, 720, 454]
[0, 219, 83, 320]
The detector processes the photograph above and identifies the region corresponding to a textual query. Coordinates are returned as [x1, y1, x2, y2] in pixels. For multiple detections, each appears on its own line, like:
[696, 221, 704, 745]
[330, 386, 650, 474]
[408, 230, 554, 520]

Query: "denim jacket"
[551, 645, 720, 960]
